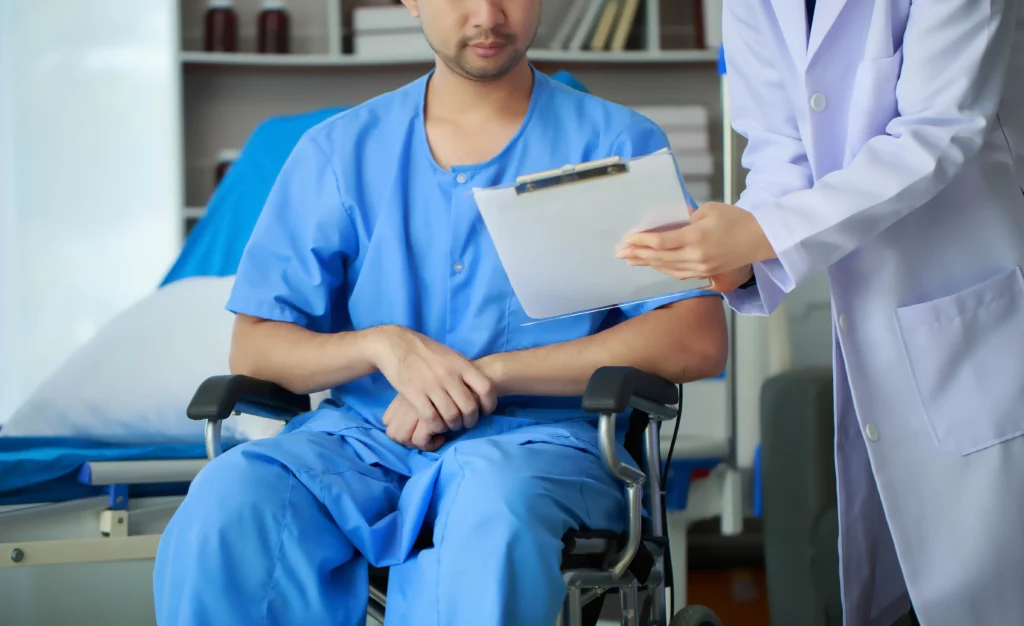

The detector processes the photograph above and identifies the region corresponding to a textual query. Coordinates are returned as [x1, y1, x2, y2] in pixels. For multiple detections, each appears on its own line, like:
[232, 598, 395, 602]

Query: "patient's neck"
[425, 59, 533, 127]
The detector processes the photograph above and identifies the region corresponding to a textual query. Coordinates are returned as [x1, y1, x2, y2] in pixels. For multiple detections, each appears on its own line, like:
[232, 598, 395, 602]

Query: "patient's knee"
[179, 441, 292, 526]
[452, 459, 563, 533]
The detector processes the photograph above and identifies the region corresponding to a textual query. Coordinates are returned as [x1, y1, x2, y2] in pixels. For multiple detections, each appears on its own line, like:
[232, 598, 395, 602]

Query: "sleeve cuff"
[225, 293, 313, 328]
[723, 259, 794, 316]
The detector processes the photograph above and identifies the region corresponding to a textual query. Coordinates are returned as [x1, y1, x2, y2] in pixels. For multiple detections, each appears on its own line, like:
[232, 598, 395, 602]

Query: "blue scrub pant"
[153, 408, 627, 625]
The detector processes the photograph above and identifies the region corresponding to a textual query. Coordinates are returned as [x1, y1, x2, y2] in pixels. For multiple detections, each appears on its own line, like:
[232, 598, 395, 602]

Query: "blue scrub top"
[227, 67, 708, 429]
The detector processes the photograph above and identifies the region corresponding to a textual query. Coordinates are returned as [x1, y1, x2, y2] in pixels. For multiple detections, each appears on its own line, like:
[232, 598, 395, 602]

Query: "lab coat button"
[456, 173, 467, 184]
[838, 314, 846, 331]
[453, 261, 465, 273]
[810, 93, 827, 112]
[865, 423, 878, 442]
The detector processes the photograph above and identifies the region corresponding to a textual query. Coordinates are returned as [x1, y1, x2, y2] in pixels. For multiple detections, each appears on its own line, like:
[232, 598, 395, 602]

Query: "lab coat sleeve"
[225, 130, 357, 333]
[719, 1, 817, 316]
[750, 0, 1019, 313]
[613, 118, 722, 320]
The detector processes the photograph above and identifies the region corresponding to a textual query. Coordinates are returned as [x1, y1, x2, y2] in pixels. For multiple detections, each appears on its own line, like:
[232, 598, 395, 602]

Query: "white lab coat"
[722, 1, 1024, 625]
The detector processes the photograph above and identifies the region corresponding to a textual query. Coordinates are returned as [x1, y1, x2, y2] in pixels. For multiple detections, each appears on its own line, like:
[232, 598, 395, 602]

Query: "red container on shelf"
[204, 0, 238, 52]
[258, 0, 290, 54]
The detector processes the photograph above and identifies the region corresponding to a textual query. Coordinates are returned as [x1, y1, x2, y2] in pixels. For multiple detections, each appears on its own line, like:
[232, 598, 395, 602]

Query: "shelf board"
[180, 48, 719, 68]
[184, 206, 206, 219]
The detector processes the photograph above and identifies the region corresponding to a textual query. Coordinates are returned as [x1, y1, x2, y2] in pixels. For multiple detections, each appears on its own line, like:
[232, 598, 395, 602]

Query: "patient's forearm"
[228, 314, 379, 395]
[480, 299, 727, 398]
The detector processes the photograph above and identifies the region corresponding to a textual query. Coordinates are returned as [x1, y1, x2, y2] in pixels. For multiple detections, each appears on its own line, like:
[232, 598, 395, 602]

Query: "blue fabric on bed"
[161, 106, 350, 286]
[0, 436, 210, 505]
[1, 481, 194, 507]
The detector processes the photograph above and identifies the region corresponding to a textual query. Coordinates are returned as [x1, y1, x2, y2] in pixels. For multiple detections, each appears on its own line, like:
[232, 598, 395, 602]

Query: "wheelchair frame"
[189, 366, 721, 626]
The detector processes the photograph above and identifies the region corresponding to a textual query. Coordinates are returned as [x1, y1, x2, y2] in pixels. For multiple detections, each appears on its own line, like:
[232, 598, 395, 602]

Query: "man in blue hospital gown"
[152, 1, 727, 624]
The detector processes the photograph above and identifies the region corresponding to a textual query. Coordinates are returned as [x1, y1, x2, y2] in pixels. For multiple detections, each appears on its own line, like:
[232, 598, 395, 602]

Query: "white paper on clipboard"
[472, 148, 711, 322]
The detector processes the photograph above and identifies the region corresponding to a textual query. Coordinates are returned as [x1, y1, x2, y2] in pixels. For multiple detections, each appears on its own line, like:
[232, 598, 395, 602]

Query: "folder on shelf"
[589, 0, 622, 50]
[471, 149, 711, 321]
[610, 0, 643, 51]
[568, 0, 607, 50]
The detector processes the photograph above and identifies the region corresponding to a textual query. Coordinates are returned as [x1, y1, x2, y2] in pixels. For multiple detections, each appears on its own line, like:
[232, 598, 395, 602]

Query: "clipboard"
[472, 148, 711, 321]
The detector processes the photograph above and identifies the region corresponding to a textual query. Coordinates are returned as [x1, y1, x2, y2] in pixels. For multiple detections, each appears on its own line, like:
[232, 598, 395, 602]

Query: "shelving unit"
[175, 0, 726, 233]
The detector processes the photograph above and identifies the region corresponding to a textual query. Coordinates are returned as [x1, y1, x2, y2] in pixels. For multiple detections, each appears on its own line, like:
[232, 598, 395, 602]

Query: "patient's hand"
[369, 326, 498, 435]
[382, 394, 446, 451]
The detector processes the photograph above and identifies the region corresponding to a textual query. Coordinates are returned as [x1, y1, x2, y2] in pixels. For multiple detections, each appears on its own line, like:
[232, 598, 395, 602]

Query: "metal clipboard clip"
[514, 156, 629, 195]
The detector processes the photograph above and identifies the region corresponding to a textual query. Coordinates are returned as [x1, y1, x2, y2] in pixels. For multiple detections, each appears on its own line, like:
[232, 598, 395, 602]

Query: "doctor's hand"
[369, 325, 498, 437]
[617, 202, 775, 291]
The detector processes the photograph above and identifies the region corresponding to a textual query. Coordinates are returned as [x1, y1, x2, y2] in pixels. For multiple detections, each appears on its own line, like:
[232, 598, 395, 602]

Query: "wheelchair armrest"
[579, 366, 679, 580]
[581, 366, 679, 418]
[186, 374, 311, 423]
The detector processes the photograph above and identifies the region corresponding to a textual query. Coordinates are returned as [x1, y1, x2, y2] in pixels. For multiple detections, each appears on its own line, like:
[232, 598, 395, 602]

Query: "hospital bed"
[0, 71, 743, 625]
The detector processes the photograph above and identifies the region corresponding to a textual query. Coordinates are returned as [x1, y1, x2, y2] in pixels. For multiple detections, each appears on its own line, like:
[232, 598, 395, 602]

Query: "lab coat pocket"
[845, 49, 903, 164]
[895, 266, 1024, 456]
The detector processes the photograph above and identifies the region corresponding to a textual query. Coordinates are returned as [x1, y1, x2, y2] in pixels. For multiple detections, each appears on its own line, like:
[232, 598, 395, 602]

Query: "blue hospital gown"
[153, 67, 709, 626]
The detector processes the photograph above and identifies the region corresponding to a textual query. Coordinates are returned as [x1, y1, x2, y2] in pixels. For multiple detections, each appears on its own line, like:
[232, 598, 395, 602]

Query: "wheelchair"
[187, 365, 724, 626]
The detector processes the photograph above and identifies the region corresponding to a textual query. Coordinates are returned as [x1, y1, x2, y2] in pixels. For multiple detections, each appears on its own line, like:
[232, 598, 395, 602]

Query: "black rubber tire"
[669, 604, 724, 626]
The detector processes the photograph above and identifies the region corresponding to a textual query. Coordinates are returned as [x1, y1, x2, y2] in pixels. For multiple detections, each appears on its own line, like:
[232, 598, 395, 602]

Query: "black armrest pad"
[581, 366, 678, 414]
[186, 375, 311, 422]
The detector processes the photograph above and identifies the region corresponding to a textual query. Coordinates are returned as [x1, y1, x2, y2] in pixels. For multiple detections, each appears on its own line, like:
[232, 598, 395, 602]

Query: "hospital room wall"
[0, 0, 185, 424]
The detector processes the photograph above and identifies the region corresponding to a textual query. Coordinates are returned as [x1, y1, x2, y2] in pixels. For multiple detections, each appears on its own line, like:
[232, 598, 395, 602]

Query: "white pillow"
[0, 275, 290, 444]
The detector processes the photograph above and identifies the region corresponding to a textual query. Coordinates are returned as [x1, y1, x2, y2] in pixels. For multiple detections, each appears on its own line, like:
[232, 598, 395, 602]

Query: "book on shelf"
[541, 0, 648, 52]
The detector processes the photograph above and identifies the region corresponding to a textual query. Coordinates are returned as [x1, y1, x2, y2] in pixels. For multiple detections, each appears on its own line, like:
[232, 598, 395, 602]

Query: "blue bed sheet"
[0, 436, 211, 506]
[161, 106, 351, 286]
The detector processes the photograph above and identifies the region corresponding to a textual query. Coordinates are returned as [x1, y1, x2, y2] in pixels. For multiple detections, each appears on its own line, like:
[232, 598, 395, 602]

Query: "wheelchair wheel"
[669, 604, 723, 626]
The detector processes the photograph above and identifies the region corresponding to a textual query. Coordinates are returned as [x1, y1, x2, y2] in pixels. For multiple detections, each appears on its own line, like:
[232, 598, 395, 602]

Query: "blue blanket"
[0, 436, 210, 505]
[162, 106, 350, 285]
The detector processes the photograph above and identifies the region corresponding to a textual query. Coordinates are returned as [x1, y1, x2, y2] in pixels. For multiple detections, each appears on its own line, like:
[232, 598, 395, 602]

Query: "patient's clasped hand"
[373, 327, 498, 451]
[152, 2, 726, 625]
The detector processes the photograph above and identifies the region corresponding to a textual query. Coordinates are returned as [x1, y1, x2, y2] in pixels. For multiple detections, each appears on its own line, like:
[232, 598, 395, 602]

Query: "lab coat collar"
[807, 0, 851, 62]
[769, 0, 850, 69]
[768, 0, 809, 68]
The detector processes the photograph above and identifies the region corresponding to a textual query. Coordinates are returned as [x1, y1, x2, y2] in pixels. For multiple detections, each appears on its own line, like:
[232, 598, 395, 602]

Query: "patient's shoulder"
[540, 77, 668, 153]
[298, 77, 426, 154]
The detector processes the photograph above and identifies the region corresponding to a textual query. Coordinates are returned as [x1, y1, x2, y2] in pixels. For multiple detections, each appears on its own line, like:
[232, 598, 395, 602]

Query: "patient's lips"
[468, 38, 509, 58]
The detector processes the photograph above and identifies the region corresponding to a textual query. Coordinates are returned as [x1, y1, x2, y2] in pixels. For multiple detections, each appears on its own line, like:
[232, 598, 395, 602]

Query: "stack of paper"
[632, 105, 715, 204]
[351, 5, 433, 60]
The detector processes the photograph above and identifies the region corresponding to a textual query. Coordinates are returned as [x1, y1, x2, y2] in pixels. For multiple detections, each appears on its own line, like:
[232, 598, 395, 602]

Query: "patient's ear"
[400, 0, 420, 18]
